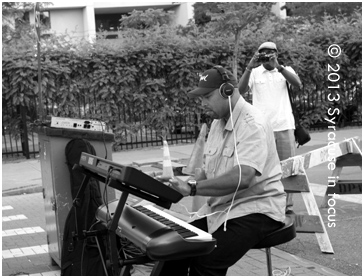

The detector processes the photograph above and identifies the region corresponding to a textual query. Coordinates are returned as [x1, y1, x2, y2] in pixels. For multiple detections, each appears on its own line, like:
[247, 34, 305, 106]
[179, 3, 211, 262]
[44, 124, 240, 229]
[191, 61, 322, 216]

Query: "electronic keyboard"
[97, 200, 216, 261]
[76, 152, 216, 264]
[77, 152, 183, 209]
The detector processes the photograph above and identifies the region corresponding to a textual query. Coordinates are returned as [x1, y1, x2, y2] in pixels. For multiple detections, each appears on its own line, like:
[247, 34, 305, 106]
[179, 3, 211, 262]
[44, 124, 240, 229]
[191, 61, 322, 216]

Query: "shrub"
[2, 10, 361, 143]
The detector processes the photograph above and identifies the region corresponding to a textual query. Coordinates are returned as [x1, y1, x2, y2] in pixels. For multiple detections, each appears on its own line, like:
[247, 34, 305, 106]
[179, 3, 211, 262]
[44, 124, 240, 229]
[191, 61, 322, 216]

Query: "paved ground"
[2, 192, 349, 276]
[2, 126, 362, 276]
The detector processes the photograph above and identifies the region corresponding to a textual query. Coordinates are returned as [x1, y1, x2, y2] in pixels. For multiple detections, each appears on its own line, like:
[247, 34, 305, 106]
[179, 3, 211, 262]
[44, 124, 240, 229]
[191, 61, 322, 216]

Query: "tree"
[2, 2, 33, 46]
[2, 2, 30, 19]
[284, 2, 361, 21]
[192, 2, 221, 26]
[119, 8, 174, 30]
[2, 2, 52, 50]
[206, 2, 274, 78]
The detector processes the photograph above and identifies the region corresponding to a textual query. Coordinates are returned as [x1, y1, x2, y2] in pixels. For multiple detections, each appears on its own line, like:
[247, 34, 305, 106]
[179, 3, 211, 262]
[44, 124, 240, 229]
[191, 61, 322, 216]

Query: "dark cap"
[188, 67, 237, 97]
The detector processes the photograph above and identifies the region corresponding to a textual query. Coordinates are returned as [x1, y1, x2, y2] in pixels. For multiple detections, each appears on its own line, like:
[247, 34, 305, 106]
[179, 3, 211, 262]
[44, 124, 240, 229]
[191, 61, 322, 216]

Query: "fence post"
[20, 105, 30, 159]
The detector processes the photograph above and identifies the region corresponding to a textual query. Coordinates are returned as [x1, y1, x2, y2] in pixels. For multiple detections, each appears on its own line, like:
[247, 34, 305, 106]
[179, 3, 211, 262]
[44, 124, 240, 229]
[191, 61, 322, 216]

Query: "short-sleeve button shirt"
[195, 97, 286, 234]
[248, 65, 296, 131]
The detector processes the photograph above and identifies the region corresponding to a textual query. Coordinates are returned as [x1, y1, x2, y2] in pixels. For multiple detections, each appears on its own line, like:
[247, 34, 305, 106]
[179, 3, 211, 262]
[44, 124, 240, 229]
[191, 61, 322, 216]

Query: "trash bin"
[37, 126, 116, 267]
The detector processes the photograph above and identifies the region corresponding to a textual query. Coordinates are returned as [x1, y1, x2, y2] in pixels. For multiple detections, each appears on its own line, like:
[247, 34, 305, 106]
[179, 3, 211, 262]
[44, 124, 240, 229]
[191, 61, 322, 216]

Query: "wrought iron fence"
[2, 83, 362, 159]
[2, 96, 201, 159]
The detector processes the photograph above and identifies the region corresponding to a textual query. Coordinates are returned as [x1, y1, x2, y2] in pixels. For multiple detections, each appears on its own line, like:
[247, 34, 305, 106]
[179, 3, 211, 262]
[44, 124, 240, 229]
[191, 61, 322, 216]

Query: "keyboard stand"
[150, 261, 165, 275]
[119, 256, 165, 276]
[72, 164, 167, 276]
[102, 188, 168, 275]
[70, 170, 110, 275]
[71, 164, 128, 275]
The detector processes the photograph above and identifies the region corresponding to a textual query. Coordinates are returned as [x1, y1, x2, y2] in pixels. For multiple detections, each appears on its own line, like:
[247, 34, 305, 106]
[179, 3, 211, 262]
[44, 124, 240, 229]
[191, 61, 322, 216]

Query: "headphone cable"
[176, 95, 243, 232]
[223, 95, 243, 231]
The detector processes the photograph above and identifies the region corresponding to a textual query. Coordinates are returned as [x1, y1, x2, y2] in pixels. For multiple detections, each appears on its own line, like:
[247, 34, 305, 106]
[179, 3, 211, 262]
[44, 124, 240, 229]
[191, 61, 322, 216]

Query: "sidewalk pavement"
[2, 126, 362, 195]
[2, 193, 348, 277]
[2, 126, 362, 276]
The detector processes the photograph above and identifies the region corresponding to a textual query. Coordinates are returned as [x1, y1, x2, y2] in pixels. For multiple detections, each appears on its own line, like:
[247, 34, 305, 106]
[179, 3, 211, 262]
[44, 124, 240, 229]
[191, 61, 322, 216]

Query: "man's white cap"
[258, 42, 278, 52]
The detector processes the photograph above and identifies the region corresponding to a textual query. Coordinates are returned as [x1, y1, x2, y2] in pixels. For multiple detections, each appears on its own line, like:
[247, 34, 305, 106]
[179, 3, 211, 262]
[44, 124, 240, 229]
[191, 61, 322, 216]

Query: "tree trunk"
[232, 29, 242, 80]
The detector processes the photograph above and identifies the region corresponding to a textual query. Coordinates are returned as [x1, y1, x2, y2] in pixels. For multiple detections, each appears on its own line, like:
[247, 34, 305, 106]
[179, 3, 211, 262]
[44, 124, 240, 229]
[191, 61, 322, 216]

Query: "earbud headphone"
[213, 66, 235, 98]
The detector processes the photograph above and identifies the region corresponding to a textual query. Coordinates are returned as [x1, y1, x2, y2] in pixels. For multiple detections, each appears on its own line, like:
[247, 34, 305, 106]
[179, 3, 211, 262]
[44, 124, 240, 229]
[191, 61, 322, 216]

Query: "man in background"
[238, 42, 302, 215]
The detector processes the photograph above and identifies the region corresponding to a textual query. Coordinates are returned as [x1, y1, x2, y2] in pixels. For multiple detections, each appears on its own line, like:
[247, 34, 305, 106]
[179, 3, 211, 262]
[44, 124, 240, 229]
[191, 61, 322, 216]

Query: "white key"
[144, 205, 212, 241]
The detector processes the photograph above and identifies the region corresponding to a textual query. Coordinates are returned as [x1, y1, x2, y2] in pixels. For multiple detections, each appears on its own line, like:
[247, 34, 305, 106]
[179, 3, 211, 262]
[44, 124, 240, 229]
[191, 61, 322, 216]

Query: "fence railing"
[2, 84, 362, 159]
[2, 96, 202, 159]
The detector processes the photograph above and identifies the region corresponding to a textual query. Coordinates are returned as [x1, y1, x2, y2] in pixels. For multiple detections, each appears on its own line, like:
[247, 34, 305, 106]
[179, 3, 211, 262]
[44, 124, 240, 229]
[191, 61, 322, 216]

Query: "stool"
[252, 216, 296, 276]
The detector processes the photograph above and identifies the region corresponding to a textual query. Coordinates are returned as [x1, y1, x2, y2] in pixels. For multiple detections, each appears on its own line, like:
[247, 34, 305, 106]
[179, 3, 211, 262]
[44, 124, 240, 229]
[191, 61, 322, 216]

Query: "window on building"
[39, 11, 51, 28]
[95, 13, 122, 32]
[30, 10, 51, 29]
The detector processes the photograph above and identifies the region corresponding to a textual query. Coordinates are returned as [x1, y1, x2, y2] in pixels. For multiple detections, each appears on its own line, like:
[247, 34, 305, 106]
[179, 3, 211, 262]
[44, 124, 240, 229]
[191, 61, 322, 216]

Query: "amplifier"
[50, 117, 111, 132]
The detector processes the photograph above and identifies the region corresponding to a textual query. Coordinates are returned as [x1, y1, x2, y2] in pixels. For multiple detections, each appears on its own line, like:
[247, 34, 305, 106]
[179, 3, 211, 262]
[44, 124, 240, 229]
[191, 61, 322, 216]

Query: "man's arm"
[277, 65, 302, 89]
[170, 165, 256, 197]
[270, 53, 302, 89]
[238, 69, 252, 94]
[238, 52, 261, 94]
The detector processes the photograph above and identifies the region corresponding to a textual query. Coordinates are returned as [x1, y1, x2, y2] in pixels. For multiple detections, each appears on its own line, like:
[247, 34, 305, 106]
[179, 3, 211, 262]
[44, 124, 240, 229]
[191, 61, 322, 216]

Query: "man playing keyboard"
[159, 66, 286, 276]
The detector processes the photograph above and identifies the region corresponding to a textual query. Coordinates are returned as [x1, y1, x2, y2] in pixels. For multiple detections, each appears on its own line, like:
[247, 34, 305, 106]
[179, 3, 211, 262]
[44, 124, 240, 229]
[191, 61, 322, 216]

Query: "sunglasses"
[259, 49, 277, 54]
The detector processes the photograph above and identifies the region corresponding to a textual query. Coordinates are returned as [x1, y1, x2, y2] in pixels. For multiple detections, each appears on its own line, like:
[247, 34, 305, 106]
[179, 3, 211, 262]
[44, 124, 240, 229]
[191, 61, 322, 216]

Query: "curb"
[2, 184, 43, 197]
[272, 247, 347, 276]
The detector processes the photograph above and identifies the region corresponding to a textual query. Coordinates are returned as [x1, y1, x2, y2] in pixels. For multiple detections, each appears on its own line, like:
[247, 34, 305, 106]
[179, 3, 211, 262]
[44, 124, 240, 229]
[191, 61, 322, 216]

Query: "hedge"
[2, 12, 362, 141]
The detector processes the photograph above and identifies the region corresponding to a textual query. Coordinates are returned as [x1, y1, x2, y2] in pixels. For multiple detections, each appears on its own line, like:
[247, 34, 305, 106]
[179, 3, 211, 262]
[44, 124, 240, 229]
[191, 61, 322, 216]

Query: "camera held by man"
[257, 53, 273, 63]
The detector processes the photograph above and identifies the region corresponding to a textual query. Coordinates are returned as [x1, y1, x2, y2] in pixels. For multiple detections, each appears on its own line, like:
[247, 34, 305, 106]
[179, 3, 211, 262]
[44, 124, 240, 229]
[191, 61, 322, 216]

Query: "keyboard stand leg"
[120, 265, 132, 276]
[95, 236, 109, 275]
[108, 192, 129, 276]
[72, 174, 91, 208]
[150, 261, 164, 276]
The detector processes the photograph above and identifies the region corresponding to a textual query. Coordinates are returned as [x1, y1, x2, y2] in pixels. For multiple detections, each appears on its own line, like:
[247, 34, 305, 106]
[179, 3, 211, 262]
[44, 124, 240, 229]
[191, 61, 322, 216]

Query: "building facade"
[28, 2, 286, 42]
[28, 2, 194, 42]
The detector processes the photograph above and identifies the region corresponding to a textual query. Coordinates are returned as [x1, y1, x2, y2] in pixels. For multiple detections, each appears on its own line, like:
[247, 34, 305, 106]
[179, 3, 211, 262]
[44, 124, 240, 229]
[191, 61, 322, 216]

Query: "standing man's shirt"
[194, 97, 286, 234]
[248, 65, 296, 131]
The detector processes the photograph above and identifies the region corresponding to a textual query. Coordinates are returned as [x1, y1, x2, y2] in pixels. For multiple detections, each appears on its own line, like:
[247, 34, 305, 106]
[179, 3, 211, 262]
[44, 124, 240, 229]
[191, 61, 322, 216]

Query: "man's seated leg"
[159, 214, 282, 276]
